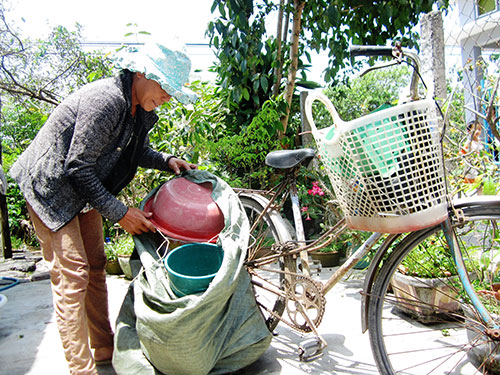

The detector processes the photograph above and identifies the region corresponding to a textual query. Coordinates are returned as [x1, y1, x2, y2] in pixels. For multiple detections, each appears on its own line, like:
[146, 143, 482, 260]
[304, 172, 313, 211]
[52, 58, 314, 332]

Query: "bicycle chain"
[249, 267, 327, 333]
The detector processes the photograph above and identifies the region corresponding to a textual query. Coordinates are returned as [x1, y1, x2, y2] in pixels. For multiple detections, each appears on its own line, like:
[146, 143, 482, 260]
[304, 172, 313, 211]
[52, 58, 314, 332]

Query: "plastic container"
[143, 178, 225, 243]
[305, 92, 448, 234]
[164, 243, 224, 297]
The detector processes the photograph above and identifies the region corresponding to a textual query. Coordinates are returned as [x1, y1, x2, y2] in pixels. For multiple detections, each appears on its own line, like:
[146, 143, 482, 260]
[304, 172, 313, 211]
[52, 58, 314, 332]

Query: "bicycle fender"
[236, 192, 294, 243]
[360, 233, 400, 333]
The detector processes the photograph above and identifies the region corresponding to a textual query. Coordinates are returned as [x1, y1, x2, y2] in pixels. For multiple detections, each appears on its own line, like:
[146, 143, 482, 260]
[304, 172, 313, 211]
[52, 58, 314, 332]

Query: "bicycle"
[236, 44, 500, 374]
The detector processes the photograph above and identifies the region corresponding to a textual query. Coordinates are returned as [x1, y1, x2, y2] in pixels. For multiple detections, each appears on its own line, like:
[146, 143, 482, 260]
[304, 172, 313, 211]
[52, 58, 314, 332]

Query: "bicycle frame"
[236, 164, 385, 295]
[238, 148, 500, 341]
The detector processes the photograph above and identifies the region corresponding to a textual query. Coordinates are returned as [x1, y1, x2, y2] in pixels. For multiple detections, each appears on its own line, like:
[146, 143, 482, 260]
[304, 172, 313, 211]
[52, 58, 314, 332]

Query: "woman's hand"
[168, 157, 197, 175]
[118, 207, 156, 235]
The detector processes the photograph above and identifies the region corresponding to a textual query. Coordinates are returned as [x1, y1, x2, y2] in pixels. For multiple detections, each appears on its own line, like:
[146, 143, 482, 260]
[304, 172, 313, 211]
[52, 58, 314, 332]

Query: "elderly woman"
[10, 42, 197, 375]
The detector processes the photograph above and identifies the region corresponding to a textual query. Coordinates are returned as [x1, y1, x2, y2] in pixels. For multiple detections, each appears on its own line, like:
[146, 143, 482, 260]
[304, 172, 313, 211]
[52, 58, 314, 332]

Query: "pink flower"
[308, 181, 324, 196]
[301, 206, 311, 220]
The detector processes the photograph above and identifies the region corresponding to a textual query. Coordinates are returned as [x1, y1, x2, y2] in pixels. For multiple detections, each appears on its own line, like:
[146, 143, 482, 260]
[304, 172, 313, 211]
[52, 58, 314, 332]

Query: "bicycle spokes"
[368, 204, 500, 374]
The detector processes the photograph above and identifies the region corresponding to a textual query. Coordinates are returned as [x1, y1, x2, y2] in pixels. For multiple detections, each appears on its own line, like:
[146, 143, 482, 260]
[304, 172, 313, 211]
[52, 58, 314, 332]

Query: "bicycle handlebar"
[350, 44, 423, 101]
[349, 45, 394, 58]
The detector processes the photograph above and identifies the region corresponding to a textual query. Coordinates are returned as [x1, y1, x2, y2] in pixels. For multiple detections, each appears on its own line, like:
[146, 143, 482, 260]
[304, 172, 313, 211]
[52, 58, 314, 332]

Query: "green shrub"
[207, 96, 287, 189]
[104, 235, 134, 258]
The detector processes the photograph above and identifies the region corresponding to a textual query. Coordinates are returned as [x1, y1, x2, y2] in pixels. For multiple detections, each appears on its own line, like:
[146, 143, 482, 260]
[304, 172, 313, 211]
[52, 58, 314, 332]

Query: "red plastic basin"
[143, 178, 224, 243]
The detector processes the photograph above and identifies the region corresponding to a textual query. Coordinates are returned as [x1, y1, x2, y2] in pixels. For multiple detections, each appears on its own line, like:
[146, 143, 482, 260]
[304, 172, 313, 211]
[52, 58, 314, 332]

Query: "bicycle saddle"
[265, 148, 315, 169]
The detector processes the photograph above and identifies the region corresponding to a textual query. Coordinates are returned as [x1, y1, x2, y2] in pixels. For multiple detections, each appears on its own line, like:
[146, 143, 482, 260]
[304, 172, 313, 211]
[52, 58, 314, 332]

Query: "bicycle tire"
[240, 195, 297, 332]
[368, 199, 500, 374]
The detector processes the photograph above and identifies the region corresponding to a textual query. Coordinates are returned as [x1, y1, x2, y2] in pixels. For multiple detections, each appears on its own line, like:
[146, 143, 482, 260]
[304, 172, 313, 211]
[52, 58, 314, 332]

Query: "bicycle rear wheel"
[240, 195, 297, 331]
[368, 198, 500, 374]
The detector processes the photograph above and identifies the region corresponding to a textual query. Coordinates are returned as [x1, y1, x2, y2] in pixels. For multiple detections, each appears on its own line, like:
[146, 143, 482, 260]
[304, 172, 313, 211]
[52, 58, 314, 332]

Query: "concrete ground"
[0, 266, 378, 375]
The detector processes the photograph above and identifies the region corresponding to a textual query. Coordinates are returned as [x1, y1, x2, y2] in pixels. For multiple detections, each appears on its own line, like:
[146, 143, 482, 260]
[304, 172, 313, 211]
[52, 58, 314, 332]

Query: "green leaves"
[242, 87, 250, 100]
[327, 3, 340, 25]
[207, 0, 279, 134]
[260, 75, 269, 92]
[301, 0, 446, 82]
[207, 0, 448, 151]
[205, 95, 288, 188]
[324, 64, 410, 121]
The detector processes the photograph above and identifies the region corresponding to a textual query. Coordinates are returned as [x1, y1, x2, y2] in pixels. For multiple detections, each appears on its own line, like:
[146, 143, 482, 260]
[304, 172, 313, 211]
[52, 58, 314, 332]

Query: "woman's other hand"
[168, 157, 197, 175]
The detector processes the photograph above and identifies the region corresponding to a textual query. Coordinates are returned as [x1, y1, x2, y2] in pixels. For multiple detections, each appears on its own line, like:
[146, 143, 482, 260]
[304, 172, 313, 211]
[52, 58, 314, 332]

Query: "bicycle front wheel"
[369, 198, 500, 374]
[240, 195, 297, 332]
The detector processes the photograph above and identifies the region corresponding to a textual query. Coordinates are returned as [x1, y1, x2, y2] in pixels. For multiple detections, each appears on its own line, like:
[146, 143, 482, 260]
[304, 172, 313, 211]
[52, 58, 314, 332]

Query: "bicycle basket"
[305, 91, 448, 234]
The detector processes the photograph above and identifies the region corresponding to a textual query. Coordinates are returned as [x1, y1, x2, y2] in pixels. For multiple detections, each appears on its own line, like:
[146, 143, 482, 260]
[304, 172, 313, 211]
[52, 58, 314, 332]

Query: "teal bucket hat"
[113, 42, 198, 105]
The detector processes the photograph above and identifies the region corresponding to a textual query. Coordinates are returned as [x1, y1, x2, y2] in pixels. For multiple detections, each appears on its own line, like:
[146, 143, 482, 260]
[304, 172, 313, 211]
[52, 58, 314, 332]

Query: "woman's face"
[133, 73, 172, 112]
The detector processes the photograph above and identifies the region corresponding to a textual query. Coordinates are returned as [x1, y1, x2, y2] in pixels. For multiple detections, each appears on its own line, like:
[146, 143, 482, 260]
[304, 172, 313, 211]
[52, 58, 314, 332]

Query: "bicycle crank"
[285, 276, 326, 332]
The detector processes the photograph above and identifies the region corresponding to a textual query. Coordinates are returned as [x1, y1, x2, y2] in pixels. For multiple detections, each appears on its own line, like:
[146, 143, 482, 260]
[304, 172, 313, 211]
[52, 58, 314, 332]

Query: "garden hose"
[0, 276, 19, 292]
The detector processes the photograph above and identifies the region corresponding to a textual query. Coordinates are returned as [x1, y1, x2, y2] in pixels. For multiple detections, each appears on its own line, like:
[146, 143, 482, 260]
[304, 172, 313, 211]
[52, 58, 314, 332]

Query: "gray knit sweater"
[10, 71, 173, 231]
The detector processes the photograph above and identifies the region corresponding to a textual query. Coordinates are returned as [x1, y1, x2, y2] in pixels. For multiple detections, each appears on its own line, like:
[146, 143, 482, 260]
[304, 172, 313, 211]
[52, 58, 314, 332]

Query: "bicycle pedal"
[298, 337, 325, 362]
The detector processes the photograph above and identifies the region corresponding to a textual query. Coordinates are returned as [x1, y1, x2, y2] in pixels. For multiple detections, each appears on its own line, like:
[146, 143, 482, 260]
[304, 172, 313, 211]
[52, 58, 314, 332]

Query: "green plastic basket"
[322, 112, 410, 179]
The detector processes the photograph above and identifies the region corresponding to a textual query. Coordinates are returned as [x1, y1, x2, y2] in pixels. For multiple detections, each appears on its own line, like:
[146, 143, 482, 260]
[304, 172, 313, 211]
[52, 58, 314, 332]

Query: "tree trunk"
[280, 0, 304, 138]
[0, 94, 12, 259]
[0, 193, 12, 259]
[272, 0, 287, 98]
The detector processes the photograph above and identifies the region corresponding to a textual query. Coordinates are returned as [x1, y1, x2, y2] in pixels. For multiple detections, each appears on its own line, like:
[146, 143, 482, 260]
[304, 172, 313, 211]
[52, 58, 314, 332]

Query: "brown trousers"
[27, 204, 114, 375]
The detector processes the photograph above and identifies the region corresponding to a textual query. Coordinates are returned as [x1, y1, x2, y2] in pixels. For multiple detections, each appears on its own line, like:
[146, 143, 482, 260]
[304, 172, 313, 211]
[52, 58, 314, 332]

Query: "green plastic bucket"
[164, 243, 224, 297]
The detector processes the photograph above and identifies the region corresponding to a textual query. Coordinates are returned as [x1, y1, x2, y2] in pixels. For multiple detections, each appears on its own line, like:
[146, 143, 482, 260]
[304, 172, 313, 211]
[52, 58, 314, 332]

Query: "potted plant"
[390, 237, 479, 323]
[104, 246, 122, 275]
[114, 235, 135, 280]
[310, 232, 352, 267]
[309, 229, 374, 268]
